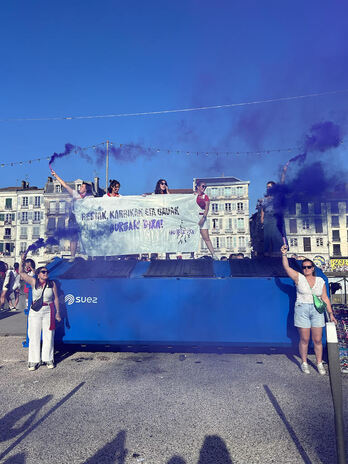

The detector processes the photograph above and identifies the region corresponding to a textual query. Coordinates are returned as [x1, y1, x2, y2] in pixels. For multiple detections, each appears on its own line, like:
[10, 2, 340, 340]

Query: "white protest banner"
[74, 194, 201, 256]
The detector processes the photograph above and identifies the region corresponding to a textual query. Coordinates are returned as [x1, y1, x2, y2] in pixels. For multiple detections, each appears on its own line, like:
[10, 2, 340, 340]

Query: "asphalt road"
[0, 335, 347, 464]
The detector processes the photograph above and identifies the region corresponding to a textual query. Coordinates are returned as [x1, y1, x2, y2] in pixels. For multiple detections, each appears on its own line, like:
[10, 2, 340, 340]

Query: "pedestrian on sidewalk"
[19, 255, 61, 371]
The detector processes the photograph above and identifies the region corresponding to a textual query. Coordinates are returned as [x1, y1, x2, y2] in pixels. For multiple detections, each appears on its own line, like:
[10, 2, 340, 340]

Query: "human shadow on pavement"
[3, 452, 26, 463]
[0, 310, 19, 321]
[263, 384, 333, 464]
[197, 435, 234, 464]
[82, 430, 127, 464]
[0, 395, 52, 442]
[0, 382, 85, 462]
[167, 435, 234, 464]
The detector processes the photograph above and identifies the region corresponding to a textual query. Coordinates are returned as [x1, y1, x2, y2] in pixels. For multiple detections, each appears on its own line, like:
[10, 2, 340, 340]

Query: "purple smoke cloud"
[95, 143, 155, 164]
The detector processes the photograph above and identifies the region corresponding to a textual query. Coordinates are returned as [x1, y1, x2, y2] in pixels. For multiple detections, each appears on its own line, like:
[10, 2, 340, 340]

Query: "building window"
[303, 237, 311, 252]
[224, 187, 232, 197]
[331, 201, 339, 214]
[201, 238, 207, 249]
[346, 216, 348, 227]
[212, 218, 219, 229]
[34, 196, 41, 207]
[333, 244, 341, 256]
[59, 201, 66, 214]
[315, 219, 323, 233]
[290, 238, 298, 247]
[5, 198, 12, 209]
[225, 203, 231, 212]
[211, 203, 218, 213]
[237, 202, 244, 212]
[49, 201, 56, 214]
[47, 217, 56, 234]
[289, 219, 297, 234]
[238, 236, 245, 248]
[316, 238, 324, 247]
[215, 237, 220, 249]
[4, 228, 11, 238]
[302, 219, 310, 230]
[55, 184, 62, 193]
[33, 211, 41, 222]
[237, 218, 244, 230]
[21, 211, 28, 223]
[236, 186, 244, 197]
[20, 227, 27, 239]
[5, 213, 14, 223]
[288, 202, 296, 215]
[226, 218, 233, 230]
[57, 217, 65, 230]
[301, 202, 309, 214]
[20, 242, 27, 253]
[211, 188, 218, 199]
[226, 237, 232, 249]
[314, 202, 322, 214]
[22, 197, 28, 207]
[33, 226, 40, 238]
[331, 216, 339, 227]
[332, 230, 340, 242]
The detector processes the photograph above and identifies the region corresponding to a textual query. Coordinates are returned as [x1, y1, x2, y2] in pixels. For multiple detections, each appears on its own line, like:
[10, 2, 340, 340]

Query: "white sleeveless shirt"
[32, 282, 54, 305]
[295, 273, 325, 304]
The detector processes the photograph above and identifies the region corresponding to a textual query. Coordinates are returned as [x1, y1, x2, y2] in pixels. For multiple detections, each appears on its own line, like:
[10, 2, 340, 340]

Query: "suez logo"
[64, 294, 98, 305]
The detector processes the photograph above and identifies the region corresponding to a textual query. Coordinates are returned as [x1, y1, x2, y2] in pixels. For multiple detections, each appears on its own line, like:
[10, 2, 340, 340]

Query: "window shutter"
[219, 218, 223, 229]
[41, 211, 44, 220]
[28, 211, 33, 220]
[29, 197, 34, 205]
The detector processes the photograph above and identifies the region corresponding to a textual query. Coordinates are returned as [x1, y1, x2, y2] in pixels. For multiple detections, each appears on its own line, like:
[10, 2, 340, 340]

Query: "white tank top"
[296, 273, 325, 304]
[32, 282, 54, 304]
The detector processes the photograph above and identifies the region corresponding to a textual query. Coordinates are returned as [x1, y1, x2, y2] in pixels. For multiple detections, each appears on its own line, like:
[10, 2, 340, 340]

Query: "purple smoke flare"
[26, 237, 59, 254]
[49, 143, 76, 168]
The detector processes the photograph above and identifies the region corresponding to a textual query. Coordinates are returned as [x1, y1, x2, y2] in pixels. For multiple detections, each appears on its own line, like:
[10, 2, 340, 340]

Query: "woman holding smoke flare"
[194, 180, 217, 260]
[50, 169, 92, 260]
[281, 244, 336, 375]
[19, 256, 61, 371]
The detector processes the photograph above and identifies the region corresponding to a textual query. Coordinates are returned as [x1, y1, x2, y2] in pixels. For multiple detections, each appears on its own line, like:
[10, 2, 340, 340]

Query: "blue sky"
[1, 1, 347, 210]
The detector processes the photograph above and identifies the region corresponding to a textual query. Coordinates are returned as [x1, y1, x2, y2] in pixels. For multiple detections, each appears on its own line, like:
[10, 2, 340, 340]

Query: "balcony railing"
[20, 235, 28, 239]
[3, 235, 11, 239]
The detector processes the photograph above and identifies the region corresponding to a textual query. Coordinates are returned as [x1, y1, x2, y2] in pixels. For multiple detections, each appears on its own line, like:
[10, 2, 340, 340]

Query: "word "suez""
[109, 219, 164, 233]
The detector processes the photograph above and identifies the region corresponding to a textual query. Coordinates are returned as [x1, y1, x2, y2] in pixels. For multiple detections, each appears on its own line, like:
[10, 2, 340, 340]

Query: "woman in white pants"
[20, 259, 61, 371]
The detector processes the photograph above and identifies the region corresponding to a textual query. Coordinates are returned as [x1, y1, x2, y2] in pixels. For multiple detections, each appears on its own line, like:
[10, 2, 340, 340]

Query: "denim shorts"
[294, 302, 325, 328]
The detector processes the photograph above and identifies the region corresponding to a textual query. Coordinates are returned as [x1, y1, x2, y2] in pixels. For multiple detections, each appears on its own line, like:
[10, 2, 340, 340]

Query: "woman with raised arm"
[50, 169, 92, 260]
[281, 244, 336, 375]
[19, 256, 61, 371]
[194, 180, 217, 260]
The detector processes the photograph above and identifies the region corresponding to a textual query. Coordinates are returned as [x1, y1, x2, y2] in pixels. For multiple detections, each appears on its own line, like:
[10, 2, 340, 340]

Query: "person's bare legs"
[14, 290, 20, 308]
[311, 327, 323, 364]
[200, 229, 216, 258]
[298, 327, 310, 363]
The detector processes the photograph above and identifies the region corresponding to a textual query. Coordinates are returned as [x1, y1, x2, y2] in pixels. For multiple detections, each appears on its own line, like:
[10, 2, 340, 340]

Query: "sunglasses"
[201, 185, 207, 189]
[160, 182, 167, 185]
[41, 270, 48, 274]
[302, 265, 313, 270]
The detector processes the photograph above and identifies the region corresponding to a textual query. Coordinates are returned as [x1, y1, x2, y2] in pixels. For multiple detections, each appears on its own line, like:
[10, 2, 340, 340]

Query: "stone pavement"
[0, 335, 347, 464]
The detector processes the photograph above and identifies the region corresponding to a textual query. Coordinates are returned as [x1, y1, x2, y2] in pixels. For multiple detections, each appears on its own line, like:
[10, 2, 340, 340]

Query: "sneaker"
[46, 361, 55, 369]
[317, 362, 326, 375]
[10, 307, 17, 311]
[301, 362, 310, 374]
[28, 362, 38, 371]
